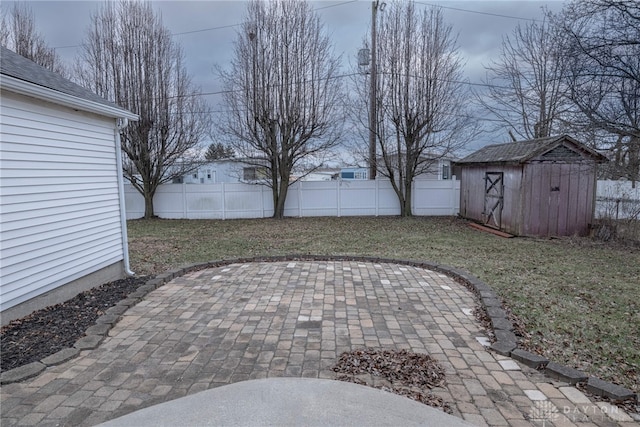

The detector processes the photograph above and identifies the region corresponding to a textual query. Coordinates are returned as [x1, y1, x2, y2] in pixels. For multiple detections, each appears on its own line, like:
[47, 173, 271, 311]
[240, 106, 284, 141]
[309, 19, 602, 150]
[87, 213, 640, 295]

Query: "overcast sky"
[14, 0, 565, 152]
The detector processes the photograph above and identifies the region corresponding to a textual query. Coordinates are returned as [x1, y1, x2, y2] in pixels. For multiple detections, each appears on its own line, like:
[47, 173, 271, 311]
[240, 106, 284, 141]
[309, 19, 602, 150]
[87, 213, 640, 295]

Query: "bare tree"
[555, 0, 640, 184]
[478, 17, 571, 140]
[219, 0, 343, 219]
[76, 1, 211, 218]
[0, 2, 66, 74]
[363, 2, 473, 216]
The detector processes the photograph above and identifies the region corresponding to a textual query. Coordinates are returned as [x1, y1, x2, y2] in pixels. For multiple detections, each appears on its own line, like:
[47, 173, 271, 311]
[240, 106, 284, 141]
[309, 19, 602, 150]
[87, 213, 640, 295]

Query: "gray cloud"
[17, 0, 565, 145]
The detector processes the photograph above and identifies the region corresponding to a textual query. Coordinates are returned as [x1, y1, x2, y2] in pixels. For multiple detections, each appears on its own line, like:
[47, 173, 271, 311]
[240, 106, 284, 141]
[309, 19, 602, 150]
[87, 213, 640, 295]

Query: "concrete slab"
[98, 378, 475, 427]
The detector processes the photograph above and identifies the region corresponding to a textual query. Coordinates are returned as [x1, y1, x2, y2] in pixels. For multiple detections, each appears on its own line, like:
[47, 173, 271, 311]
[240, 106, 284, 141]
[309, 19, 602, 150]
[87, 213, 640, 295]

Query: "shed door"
[483, 172, 504, 228]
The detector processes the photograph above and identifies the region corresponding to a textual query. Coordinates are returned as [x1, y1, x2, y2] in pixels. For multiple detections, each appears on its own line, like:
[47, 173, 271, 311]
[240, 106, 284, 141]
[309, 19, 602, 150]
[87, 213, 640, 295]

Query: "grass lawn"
[127, 216, 639, 394]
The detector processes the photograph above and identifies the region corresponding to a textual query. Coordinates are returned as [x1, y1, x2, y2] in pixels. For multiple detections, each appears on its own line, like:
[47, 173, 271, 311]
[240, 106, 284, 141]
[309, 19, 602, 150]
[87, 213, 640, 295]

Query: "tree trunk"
[272, 180, 289, 219]
[143, 188, 155, 219]
[402, 181, 413, 217]
[388, 174, 412, 217]
[396, 179, 413, 217]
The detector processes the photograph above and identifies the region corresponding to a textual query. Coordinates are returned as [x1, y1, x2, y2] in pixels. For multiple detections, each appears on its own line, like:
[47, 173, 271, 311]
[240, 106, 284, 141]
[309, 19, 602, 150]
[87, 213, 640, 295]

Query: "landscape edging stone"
[586, 377, 636, 401]
[0, 361, 46, 384]
[545, 362, 589, 385]
[40, 348, 79, 367]
[510, 349, 549, 369]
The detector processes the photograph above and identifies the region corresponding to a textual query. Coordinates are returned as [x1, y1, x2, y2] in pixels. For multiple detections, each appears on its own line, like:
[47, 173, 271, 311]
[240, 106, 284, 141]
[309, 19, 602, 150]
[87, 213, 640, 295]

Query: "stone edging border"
[1, 254, 637, 406]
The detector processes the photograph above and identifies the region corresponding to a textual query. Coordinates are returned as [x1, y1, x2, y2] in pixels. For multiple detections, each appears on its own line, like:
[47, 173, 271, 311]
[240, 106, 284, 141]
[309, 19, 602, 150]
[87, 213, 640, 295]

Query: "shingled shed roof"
[1, 46, 136, 120]
[456, 135, 607, 164]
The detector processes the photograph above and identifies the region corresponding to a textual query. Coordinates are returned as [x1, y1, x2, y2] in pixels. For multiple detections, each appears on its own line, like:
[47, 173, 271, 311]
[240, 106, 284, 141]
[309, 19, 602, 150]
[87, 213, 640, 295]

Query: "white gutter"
[115, 118, 135, 276]
[1, 74, 138, 121]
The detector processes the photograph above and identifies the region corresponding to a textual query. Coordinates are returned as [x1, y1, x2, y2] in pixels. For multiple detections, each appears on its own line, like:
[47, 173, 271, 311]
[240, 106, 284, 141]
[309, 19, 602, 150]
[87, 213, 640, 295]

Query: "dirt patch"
[1, 276, 148, 372]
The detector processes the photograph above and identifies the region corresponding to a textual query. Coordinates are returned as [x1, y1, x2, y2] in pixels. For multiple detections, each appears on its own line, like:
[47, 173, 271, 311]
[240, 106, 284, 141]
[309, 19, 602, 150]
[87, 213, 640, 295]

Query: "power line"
[52, 0, 360, 50]
[154, 71, 512, 102]
[415, 1, 540, 22]
[314, 0, 359, 11]
[173, 23, 242, 36]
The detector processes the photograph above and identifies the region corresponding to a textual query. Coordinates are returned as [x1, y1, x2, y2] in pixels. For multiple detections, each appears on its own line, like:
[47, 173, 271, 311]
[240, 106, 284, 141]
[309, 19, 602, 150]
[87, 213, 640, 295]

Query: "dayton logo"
[529, 401, 560, 426]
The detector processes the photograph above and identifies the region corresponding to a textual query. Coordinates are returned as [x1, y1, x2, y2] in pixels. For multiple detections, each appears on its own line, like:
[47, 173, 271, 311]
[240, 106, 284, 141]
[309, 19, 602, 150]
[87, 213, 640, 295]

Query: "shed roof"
[0, 46, 136, 119]
[456, 135, 607, 165]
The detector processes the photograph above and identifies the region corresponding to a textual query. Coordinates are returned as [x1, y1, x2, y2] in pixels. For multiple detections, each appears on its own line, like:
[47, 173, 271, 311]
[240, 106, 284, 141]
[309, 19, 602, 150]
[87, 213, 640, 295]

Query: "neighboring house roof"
[378, 152, 457, 163]
[456, 135, 608, 165]
[0, 46, 137, 120]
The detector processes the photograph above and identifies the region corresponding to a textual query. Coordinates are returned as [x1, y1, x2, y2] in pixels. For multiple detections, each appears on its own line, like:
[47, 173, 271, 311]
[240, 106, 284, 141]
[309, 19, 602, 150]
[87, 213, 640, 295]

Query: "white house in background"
[339, 167, 369, 180]
[173, 159, 240, 184]
[169, 158, 454, 185]
[172, 159, 273, 184]
[301, 168, 341, 181]
[0, 46, 138, 325]
[377, 156, 455, 180]
[340, 157, 455, 181]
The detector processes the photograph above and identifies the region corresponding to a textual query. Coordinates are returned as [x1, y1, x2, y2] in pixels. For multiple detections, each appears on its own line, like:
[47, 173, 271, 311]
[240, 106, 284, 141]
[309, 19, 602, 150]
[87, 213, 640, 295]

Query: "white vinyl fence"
[125, 179, 461, 219]
[595, 180, 640, 220]
[125, 179, 638, 221]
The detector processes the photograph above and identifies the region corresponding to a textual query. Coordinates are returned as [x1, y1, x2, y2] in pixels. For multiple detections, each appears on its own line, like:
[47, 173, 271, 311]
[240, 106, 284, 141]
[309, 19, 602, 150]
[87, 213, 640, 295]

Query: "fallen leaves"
[332, 348, 452, 413]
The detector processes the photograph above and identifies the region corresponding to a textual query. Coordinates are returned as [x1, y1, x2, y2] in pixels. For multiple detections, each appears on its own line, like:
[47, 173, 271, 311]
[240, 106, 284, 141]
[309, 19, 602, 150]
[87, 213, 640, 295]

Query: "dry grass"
[127, 216, 639, 393]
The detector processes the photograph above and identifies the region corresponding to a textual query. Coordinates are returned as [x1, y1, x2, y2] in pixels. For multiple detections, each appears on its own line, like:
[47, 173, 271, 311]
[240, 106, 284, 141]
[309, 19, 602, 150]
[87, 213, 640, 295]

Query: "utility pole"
[368, 0, 380, 180]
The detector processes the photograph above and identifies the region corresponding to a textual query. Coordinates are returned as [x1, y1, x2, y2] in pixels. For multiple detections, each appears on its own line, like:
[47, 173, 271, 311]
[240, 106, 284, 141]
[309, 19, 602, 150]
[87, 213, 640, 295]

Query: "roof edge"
[455, 134, 608, 165]
[1, 74, 138, 121]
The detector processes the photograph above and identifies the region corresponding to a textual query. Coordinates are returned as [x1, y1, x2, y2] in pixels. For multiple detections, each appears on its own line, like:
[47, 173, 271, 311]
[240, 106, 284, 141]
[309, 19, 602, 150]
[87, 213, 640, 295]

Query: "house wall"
[176, 161, 259, 184]
[0, 91, 125, 322]
[522, 161, 597, 236]
[415, 159, 453, 181]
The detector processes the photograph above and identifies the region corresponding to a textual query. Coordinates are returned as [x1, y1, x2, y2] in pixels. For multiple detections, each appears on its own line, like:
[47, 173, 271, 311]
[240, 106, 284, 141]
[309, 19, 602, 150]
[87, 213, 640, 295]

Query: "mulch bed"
[1, 276, 148, 372]
[332, 348, 452, 413]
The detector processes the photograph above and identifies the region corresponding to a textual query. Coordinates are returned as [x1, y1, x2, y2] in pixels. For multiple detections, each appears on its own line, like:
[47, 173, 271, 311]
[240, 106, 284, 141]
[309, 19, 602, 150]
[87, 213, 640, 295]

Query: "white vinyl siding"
[0, 91, 124, 311]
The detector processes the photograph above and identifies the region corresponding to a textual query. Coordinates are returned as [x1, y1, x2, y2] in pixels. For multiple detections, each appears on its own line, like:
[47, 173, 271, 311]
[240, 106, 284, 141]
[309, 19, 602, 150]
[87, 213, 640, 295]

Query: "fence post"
[298, 181, 303, 218]
[411, 179, 415, 215]
[450, 179, 455, 215]
[182, 182, 187, 218]
[375, 179, 379, 217]
[337, 180, 341, 217]
[221, 182, 226, 220]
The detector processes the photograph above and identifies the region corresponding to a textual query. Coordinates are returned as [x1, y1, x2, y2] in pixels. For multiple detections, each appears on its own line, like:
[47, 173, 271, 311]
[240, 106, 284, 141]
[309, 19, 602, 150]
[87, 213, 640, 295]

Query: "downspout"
[115, 118, 135, 276]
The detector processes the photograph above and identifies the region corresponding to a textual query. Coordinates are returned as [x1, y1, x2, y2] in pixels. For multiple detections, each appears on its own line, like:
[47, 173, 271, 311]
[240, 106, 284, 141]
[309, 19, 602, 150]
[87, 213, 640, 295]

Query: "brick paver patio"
[1, 261, 635, 426]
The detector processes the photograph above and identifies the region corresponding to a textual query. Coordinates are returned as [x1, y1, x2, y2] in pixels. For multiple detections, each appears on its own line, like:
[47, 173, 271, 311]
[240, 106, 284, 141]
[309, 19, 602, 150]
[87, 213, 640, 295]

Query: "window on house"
[354, 171, 367, 180]
[173, 177, 184, 184]
[193, 173, 197, 179]
[442, 164, 450, 180]
[243, 167, 267, 181]
[341, 171, 355, 179]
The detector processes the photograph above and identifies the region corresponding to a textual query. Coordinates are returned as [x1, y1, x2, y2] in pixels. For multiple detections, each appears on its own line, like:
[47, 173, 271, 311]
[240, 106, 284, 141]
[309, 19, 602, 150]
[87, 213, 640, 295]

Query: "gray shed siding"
[522, 162, 596, 237]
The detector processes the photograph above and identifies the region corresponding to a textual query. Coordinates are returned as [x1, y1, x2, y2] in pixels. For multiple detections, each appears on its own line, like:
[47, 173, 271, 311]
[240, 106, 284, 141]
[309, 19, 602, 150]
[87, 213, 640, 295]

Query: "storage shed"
[1, 47, 138, 324]
[456, 135, 607, 237]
